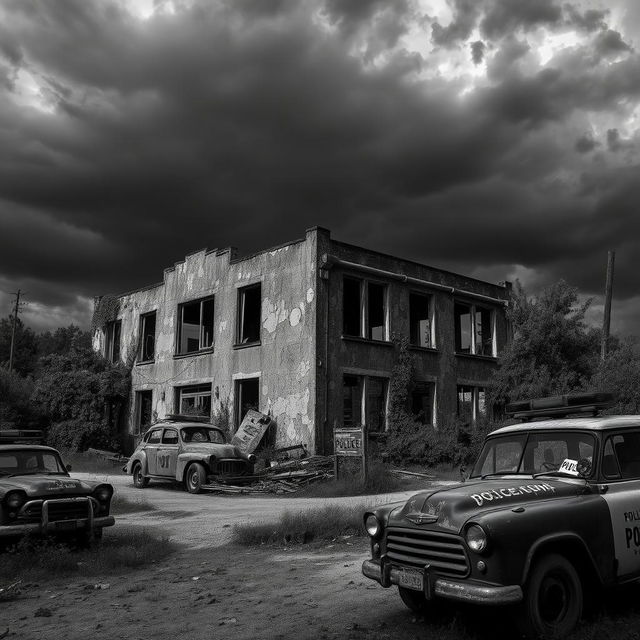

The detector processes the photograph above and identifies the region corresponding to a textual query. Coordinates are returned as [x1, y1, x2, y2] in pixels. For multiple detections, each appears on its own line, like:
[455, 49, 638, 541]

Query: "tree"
[489, 280, 601, 411]
[0, 315, 38, 375]
[0, 369, 39, 429]
[591, 337, 640, 414]
[37, 325, 92, 357]
[32, 347, 130, 451]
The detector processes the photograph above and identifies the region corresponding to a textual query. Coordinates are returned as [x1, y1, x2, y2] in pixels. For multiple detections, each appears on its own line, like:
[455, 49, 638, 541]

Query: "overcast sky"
[1, 0, 639, 336]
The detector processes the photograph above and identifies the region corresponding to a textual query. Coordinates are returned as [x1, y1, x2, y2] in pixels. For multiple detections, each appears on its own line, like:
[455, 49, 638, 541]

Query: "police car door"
[600, 430, 640, 579]
[158, 428, 179, 477]
[145, 428, 162, 475]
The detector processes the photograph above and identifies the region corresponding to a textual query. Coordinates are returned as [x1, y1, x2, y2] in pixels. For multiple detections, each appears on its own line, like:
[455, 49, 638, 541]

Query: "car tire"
[399, 586, 428, 613]
[186, 463, 206, 494]
[132, 463, 149, 489]
[518, 553, 583, 639]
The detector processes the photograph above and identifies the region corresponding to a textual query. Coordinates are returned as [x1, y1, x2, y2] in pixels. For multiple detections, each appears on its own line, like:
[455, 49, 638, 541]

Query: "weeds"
[232, 503, 367, 546]
[0, 529, 175, 583]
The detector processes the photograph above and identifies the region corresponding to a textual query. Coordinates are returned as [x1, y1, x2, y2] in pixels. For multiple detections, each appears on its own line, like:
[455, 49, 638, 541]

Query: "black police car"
[362, 393, 640, 638]
[0, 430, 115, 543]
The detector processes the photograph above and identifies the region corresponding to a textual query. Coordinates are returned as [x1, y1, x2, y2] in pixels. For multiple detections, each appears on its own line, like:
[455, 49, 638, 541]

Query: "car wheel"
[398, 587, 454, 620]
[186, 463, 206, 494]
[132, 463, 149, 489]
[399, 586, 428, 613]
[518, 553, 583, 639]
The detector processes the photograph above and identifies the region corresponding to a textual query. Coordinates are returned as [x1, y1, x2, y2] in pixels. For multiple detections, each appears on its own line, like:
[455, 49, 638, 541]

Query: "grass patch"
[0, 529, 175, 583]
[232, 503, 367, 546]
[109, 493, 156, 515]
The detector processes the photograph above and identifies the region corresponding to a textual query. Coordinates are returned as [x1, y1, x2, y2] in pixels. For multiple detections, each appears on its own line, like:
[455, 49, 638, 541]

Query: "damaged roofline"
[331, 239, 511, 294]
[321, 255, 509, 307]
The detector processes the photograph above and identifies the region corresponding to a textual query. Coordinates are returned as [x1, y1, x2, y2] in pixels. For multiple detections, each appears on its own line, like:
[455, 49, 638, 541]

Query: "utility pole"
[8, 289, 21, 372]
[601, 251, 615, 362]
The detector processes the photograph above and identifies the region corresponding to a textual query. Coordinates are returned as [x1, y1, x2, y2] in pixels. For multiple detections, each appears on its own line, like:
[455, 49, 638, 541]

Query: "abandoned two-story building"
[92, 227, 511, 454]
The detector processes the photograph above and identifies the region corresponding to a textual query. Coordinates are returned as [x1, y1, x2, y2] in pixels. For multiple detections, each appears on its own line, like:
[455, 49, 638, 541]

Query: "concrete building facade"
[92, 228, 511, 454]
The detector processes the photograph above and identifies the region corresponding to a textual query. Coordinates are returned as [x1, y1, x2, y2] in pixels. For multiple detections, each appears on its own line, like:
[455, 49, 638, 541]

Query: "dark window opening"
[343, 277, 362, 337]
[162, 428, 179, 445]
[139, 312, 156, 362]
[105, 320, 121, 363]
[135, 390, 153, 435]
[607, 432, 640, 480]
[235, 378, 259, 428]
[367, 283, 386, 341]
[177, 297, 214, 355]
[411, 382, 434, 425]
[343, 375, 362, 428]
[409, 293, 432, 348]
[237, 284, 261, 344]
[454, 304, 472, 353]
[176, 383, 212, 417]
[475, 307, 493, 356]
[457, 385, 486, 426]
[366, 376, 388, 432]
[148, 429, 162, 444]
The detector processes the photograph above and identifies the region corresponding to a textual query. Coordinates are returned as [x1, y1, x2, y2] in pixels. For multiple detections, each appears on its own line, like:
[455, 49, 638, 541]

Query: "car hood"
[182, 444, 247, 458]
[0, 475, 96, 497]
[389, 477, 583, 533]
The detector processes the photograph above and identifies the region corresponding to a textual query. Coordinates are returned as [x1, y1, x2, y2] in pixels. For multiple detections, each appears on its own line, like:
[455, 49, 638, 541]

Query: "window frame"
[342, 373, 389, 433]
[104, 320, 122, 363]
[236, 283, 262, 347]
[134, 389, 153, 436]
[342, 275, 389, 342]
[138, 311, 157, 363]
[175, 383, 212, 417]
[176, 296, 215, 356]
[601, 430, 640, 481]
[411, 380, 436, 426]
[409, 291, 435, 349]
[161, 428, 179, 445]
[454, 301, 496, 357]
[457, 384, 487, 425]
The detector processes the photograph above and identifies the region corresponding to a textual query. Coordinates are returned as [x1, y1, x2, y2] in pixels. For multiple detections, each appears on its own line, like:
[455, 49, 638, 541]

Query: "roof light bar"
[0, 430, 45, 444]
[505, 393, 616, 421]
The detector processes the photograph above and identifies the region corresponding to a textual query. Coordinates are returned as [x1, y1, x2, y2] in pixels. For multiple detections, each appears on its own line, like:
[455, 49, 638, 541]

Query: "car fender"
[521, 531, 604, 585]
[176, 453, 210, 482]
[128, 452, 148, 476]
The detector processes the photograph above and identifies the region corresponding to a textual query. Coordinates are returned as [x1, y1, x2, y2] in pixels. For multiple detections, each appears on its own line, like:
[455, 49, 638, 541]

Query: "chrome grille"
[385, 527, 469, 577]
[216, 460, 249, 476]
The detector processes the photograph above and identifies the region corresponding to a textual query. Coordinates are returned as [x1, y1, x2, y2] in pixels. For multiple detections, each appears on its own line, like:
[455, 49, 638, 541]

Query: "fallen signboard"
[231, 410, 273, 454]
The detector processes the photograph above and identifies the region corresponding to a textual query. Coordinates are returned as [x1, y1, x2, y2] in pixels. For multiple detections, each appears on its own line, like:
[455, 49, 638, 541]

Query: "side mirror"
[66, 464, 72, 472]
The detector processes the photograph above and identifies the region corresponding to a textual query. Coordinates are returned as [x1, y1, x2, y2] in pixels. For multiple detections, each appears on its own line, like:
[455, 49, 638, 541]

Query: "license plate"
[55, 521, 77, 531]
[398, 568, 424, 592]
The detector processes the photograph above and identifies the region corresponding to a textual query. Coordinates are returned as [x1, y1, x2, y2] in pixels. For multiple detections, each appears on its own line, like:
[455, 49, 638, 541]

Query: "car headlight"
[93, 485, 113, 503]
[6, 491, 26, 510]
[466, 524, 489, 554]
[365, 514, 382, 539]
[248, 454, 257, 464]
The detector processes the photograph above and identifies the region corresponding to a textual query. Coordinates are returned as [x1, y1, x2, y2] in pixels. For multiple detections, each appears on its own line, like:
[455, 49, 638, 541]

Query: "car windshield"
[0, 450, 67, 476]
[471, 431, 597, 479]
[180, 427, 226, 444]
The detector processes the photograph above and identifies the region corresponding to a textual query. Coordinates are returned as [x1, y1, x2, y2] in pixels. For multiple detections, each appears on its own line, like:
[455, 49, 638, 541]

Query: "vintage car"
[125, 415, 256, 493]
[0, 430, 115, 544]
[362, 393, 640, 639]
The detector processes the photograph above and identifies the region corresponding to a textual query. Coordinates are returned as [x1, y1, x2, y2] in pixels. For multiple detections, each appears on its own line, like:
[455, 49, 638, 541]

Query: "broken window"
[177, 297, 214, 355]
[457, 385, 486, 426]
[455, 303, 495, 356]
[343, 277, 362, 337]
[139, 311, 156, 362]
[104, 320, 121, 363]
[237, 284, 261, 345]
[342, 374, 388, 431]
[235, 378, 259, 428]
[177, 384, 212, 417]
[342, 276, 388, 341]
[135, 390, 153, 435]
[411, 381, 435, 425]
[409, 293, 432, 348]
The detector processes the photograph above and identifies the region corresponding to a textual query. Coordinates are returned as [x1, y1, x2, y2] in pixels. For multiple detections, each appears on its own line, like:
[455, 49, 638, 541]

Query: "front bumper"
[0, 497, 115, 538]
[362, 559, 522, 605]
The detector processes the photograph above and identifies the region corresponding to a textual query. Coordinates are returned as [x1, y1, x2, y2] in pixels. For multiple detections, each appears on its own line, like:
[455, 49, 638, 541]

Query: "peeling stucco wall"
[93, 229, 320, 453]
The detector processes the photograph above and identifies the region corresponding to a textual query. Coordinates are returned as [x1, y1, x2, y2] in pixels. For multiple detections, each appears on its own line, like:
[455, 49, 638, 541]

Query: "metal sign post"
[334, 427, 367, 483]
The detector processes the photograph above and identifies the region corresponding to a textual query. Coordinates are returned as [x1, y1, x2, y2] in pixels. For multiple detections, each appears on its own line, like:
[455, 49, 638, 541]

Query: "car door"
[600, 430, 640, 579]
[145, 428, 163, 475]
[158, 428, 179, 478]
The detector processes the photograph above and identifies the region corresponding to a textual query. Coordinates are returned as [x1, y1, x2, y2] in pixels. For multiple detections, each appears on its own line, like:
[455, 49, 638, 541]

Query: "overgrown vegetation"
[232, 503, 367, 546]
[0, 530, 175, 582]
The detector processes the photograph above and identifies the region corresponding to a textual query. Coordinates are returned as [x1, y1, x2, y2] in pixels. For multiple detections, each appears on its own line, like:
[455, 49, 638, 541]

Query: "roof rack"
[506, 392, 616, 421]
[0, 429, 45, 444]
[162, 414, 212, 424]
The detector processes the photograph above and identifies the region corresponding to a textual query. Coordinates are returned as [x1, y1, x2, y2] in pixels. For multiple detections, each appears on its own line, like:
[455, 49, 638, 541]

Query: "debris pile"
[203, 453, 334, 495]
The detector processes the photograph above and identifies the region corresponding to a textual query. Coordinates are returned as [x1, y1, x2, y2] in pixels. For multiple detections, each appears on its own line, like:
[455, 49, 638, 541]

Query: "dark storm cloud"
[0, 0, 639, 336]
[564, 4, 609, 32]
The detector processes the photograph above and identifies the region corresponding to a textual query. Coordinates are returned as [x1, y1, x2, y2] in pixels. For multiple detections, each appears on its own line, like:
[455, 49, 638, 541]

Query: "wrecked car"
[362, 392, 640, 639]
[0, 430, 115, 544]
[126, 415, 256, 493]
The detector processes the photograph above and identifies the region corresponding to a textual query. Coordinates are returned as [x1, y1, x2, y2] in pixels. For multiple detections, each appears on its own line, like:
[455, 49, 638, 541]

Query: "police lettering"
[470, 483, 556, 507]
[625, 527, 640, 549]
